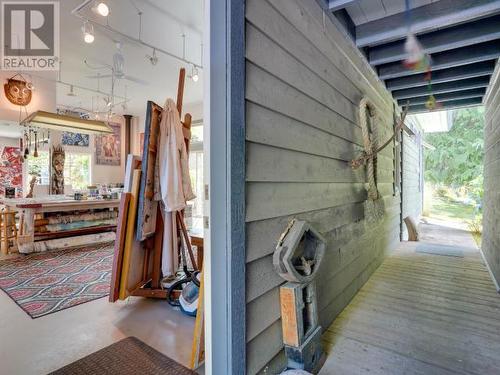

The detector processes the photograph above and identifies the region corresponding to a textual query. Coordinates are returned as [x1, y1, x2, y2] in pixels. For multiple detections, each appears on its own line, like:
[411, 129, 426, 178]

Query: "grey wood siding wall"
[244, 0, 401, 373]
[402, 129, 423, 240]
[483, 66, 500, 290]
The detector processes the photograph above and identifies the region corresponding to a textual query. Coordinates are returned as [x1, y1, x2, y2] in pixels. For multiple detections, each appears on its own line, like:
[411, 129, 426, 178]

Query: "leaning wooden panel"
[136, 101, 162, 241]
[109, 192, 131, 302]
[119, 170, 142, 300]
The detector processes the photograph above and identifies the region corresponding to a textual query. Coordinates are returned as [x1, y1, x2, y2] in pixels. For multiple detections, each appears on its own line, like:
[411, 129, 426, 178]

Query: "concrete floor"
[0, 291, 196, 374]
[320, 220, 500, 375]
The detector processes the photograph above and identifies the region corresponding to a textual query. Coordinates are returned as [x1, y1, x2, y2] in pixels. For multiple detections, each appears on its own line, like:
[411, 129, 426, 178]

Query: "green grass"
[425, 195, 482, 247]
[428, 196, 476, 223]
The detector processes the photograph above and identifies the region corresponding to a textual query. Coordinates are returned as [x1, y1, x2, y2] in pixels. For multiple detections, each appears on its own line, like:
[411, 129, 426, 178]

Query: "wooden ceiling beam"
[392, 76, 491, 100]
[398, 88, 486, 106]
[385, 60, 495, 91]
[368, 14, 500, 66]
[328, 0, 357, 11]
[378, 40, 500, 80]
[357, 0, 500, 48]
[408, 97, 483, 113]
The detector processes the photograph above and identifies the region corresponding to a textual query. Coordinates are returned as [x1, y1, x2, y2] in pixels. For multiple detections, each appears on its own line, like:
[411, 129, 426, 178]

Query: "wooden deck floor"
[320, 227, 500, 375]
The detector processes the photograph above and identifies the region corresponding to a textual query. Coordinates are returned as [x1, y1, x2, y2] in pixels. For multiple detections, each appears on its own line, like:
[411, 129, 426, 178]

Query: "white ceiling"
[56, 0, 204, 118]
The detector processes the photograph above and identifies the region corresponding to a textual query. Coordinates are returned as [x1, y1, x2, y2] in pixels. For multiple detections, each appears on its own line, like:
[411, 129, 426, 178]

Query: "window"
[27, 151, 50, 186]
[188, 149, 204, 233]
[188, 125, 204, 233]
[64, 153, 91, 190]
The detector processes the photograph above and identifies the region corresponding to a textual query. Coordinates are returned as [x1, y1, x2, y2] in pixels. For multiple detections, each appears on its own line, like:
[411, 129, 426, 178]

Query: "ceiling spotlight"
[94, 2, 109, 17]
[82, 21, 95, 44]
[190, 65, 199, 82]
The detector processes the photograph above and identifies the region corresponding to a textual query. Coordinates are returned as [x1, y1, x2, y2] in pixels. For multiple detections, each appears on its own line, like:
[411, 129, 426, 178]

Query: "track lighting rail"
[71, 0, 203, 70]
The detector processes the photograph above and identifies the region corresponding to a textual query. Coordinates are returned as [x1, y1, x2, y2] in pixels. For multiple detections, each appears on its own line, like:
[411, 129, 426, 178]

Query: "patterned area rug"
[0, 243, 113, 318]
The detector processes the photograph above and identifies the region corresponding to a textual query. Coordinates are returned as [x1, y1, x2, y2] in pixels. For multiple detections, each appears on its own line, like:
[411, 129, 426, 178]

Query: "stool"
[0, 211, 18, 254]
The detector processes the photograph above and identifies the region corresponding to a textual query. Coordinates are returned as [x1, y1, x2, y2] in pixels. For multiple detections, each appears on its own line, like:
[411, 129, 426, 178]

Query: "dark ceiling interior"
[322, 0, 500, 113]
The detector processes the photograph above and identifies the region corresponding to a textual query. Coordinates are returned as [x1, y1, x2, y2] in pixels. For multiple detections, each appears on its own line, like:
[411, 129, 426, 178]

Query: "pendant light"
[191, 64, 199, 82]
[82, 20, 95, 44]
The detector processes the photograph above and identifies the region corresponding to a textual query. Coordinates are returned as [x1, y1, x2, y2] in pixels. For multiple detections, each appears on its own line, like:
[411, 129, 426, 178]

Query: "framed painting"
[0, 146, 23, 197]
[95, 122, 121, 166]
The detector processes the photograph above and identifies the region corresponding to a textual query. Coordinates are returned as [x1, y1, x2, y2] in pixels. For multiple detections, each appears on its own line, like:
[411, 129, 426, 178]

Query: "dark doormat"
[49, 337, 197, 375]
[415, 243, 465, 258]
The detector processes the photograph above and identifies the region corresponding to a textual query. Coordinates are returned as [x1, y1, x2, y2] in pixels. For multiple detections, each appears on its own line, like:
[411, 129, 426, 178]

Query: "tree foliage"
[424, 107, 484, 199]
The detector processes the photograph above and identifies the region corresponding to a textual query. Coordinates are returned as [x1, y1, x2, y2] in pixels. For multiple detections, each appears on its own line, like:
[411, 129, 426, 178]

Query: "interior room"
[0, 1, 205, 373]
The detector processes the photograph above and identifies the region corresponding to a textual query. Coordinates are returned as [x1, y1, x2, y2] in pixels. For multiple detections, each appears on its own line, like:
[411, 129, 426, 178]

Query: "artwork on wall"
[62, 132, 90, 147]
[51, 145, 65, 195]
[95, 123, 121, 166]
[0, 146, 23, 197]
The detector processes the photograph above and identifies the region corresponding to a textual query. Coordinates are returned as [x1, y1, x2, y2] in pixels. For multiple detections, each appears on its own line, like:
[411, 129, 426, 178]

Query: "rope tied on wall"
[351, 99, 409, 194]
[351, 98, 408, 222]
[356, 98, 380, 201]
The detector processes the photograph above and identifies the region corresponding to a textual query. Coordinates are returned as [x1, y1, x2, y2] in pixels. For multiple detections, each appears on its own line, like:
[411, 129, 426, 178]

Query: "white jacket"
[154, 98, 195, 211]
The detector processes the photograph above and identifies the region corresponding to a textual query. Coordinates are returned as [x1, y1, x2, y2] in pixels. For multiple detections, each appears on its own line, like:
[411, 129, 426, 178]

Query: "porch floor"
[320, 220, 500, 375]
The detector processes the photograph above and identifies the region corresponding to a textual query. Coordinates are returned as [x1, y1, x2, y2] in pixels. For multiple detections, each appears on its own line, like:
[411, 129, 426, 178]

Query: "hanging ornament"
[403, 32, 431, 72]
[4, 75, 33, 106]
[33, 130, 39, 157]
[403, 0, 437, 110]
[24, 131, 29, 159]
[402, 0, 431, 73]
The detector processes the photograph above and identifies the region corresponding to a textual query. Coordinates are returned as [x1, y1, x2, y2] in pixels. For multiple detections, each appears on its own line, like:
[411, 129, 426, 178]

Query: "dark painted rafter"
[385, 60, 495, 91]
[392, 76, 491, 100]
[328, 0, 357, 11]
[357, 0, 500, 48]
[378, 40, 500, 80]
[333, 9, 356, 40]
[408, 97, 483, 113]
[368, 14, 500, 66]
[398, 88, 486, 106]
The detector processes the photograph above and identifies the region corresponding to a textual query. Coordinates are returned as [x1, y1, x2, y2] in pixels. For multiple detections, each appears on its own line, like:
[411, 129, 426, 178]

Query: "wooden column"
[123, 115, 133, 156]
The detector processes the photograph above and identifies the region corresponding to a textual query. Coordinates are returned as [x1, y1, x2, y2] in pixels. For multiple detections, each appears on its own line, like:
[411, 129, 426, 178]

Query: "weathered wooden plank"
[247, 288, 281, 343]
[246, 62, 362, 145]
[246, 201, 367, 263]
[265, 0, 393, 108]
[320, 239, 500, 375]
[246, 23, 357, 123]
[246, 182, 367, 222]
[246, 102, 362, 162]
[246, 142, 366, 183]
[320, 335, 458, 375]
[246, 320, 283, 375]
[245, 0, 361, 104]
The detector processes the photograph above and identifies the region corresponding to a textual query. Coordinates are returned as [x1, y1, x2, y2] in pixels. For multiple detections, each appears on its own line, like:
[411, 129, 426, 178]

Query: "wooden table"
[0, 197, 120, 254]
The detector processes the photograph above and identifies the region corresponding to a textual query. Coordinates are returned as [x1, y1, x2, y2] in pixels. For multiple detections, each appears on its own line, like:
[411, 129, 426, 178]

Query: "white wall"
[49, 114, 128, 186]
[0, 136, 19, 148]
[0, 72, 56, 121]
